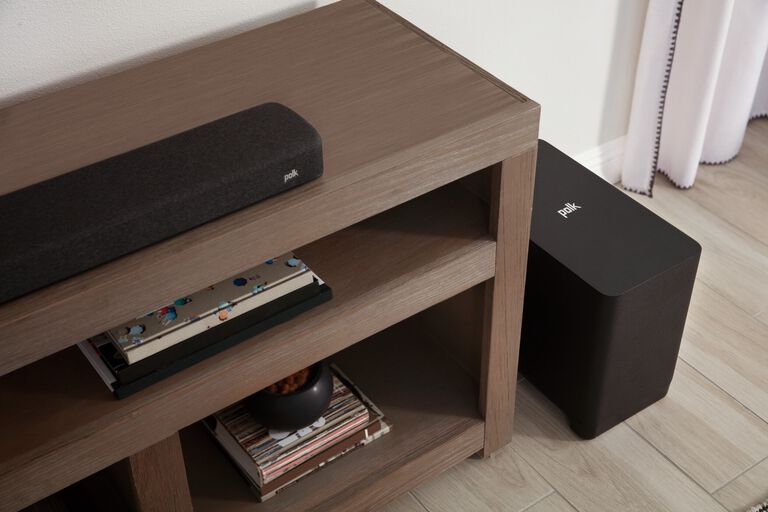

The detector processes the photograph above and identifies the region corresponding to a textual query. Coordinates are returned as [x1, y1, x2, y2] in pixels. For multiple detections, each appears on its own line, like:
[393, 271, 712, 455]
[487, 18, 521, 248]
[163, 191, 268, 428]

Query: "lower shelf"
[182, 319, 485, 512]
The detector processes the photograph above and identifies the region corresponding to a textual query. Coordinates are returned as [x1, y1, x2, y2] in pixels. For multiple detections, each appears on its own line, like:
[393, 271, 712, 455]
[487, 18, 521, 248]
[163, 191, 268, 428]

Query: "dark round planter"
[245, 361, 333, 431]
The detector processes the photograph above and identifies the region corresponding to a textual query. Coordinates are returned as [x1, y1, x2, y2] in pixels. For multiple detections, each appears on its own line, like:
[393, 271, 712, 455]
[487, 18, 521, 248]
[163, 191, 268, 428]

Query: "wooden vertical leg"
[479, 148, 537, 457]
[114, 432, 193, 512]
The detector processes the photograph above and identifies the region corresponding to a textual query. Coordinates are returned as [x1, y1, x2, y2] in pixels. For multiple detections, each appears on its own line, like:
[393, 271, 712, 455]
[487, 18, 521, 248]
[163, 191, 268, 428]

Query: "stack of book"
[205, 366, 390, 501]
[79, 253, 332, 398]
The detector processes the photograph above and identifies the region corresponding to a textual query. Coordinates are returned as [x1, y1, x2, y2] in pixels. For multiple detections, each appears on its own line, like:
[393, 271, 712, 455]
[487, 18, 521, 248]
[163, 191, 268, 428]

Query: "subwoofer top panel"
[0, 102, 323, 304]
[533, 140, 701, 297]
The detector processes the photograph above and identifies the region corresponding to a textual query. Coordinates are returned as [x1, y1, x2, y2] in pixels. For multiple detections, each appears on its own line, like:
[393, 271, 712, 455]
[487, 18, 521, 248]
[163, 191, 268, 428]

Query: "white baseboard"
[573, 136, 625, 184]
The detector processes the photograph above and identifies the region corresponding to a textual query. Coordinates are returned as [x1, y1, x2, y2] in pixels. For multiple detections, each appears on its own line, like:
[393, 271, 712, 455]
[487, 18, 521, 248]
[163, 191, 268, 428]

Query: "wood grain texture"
[117, 433, 192, 512]
[375, 494, 427, 512]
[410, 442, 551, 512]
[713, 457, 768, 512]
[524, 493, 577, 512]
[18, 496, 69, 512]
[0, 0, 539, 377]
[510, 381, 727, 512]
[183, 321, 485, 512]
[411, 284, 485, 381]
[0, 184, 496, 511]
[480, 149, 537, 456]
[626, 360, 768, 492]
[679, 282, 768, 423]
[681, 119, 768, 244]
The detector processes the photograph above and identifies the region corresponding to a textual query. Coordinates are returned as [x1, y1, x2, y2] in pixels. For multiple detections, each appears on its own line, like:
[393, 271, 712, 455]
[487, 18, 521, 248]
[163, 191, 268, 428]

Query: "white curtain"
[622, 0, 768, 195]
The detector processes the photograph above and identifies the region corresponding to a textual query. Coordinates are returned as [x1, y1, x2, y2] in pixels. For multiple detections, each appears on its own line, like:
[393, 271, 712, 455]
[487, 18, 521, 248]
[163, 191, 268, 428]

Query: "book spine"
[261, 410, 370, 483]
[260, 418, 382, 495]
[121, 271, 314, 363]
[106, 286, 332, 399]
[203, 416, 266, 487]
[115, 281, 322, 383]
[76, 341, 116, 392]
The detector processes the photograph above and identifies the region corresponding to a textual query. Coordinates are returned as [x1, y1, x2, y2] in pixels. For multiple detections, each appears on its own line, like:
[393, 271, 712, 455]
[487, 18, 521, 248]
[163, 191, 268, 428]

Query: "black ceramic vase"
[245, 361, 333, 431]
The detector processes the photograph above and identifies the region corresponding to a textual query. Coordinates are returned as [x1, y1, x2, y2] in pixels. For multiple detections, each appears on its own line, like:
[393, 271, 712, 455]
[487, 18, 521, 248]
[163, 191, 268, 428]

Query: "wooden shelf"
[0, 0, 538, 377]
[182, 319, 484, 512]
[0, 0, 539, 509]
[0, 183, 494, 511]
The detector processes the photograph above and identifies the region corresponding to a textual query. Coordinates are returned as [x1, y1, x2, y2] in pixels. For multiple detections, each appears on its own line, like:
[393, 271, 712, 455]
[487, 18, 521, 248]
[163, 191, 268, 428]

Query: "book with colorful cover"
[78, 253, 332, 398]
[107, 253, 312, 363]
[89, 278, 323, 384]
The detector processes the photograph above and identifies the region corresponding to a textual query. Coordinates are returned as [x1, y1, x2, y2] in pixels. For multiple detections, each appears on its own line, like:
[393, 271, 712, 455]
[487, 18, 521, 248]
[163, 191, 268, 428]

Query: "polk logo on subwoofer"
[284, 169, 299, 183]
[557, 202, 581, 219]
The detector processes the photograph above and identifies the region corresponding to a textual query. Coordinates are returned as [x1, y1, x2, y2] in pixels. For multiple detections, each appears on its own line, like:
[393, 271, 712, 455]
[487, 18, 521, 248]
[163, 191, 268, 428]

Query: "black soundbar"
[0, 103, 323, 304]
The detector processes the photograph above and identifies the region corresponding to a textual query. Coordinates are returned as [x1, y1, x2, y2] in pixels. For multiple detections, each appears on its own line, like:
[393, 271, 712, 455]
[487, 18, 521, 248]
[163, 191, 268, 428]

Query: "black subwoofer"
[520, 140, 701, 439]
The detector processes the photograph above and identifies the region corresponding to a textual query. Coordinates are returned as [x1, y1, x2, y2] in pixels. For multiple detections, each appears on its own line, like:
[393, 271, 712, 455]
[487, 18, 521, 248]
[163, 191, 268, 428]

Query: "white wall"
[0, 0, 647, 158]
[0, 0, 335, 107]
[379, 0, 648, 159]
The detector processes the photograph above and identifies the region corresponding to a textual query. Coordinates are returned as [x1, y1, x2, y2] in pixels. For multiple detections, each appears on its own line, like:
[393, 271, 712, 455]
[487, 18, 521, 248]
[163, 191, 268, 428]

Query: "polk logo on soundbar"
[557, 202, 581, 219]
[284, 169, 299, 183]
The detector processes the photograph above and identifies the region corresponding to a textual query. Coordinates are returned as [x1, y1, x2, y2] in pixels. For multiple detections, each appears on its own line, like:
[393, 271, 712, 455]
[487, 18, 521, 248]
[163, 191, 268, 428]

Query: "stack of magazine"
[79, 253, 331, 398]
[204, 365, 390, 501]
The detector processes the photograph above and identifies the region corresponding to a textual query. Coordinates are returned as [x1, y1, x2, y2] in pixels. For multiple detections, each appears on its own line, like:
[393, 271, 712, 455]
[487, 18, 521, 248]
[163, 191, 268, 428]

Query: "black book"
[80, 280, 331, 399]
